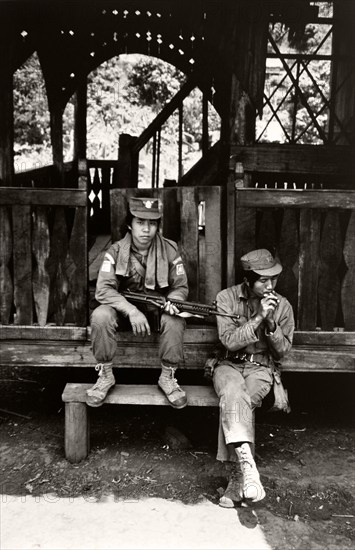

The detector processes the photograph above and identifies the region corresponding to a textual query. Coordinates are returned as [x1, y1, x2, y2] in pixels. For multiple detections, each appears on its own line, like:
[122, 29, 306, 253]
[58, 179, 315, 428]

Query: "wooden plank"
[46, 207, 69, 325]
[293, 331, 355, 346]
[226, 181, 236, 287]
[256, 209, 277, 252]
[161, 188, 180, 243]
[341, 212, 355, 330]
[2, 338, 354, 372]
[298, 209, 321, 330]
[281, 348, 355, 373]
[65, 402, 89, 463]
[179, 187, 199, 300]
[235, 189, 355, 209]
[1, 326, 353, 347]
[65, 207, 88, 326]
[202, 186, 222, 304]
[318, 211, 343, 330]
[32, 207, 50, 326]
[0, 188, 87, 207]
[0, 206, 13, 323]
[277, 209, 299, 318]
[12, 205, 32, 324]
[0, 325, 88, 340]
[231, 144, 352, 175]
[62, 383, 219, 406]
[0, 340, 216, 369]
[101, 164, 111, 233]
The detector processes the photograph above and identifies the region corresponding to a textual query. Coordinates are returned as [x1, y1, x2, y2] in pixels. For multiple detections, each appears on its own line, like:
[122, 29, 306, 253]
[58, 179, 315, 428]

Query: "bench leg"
[65, 402, 90, 463]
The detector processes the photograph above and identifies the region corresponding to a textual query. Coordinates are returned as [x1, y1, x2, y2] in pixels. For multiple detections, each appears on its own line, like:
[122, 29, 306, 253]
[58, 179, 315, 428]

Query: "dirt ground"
[0, 367, 354, 550]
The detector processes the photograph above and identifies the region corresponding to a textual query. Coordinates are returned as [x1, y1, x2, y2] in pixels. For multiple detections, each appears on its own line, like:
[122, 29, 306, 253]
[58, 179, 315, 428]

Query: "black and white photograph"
[0, 0, 354, 548]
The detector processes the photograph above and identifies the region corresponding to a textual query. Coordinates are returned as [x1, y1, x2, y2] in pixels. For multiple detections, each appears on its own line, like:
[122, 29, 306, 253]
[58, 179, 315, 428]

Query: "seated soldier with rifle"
[207, 249, 294, 506]
[87, 197, 189, 409]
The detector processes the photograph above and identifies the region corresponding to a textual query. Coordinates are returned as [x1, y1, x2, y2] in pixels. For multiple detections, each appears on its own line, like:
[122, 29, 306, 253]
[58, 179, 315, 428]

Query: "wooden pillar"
[331, 1, 355, 145]
[114, 133, 138, 188]
[0, 31, 14, 186]
[65, 402, 90, 463]
[49, 99, 65, 186]
[74, 77, 87, 160]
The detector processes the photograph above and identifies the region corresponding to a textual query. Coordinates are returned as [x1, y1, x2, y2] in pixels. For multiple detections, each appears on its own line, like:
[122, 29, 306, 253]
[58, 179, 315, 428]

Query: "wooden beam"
[298, 209, 321, 330]
[0, 187, 87, 206]
[49, 102, 64, 183]
[132, 78, 196, 155]
[116, 134, 138, 188]
[0, 31, 14, 186]
[235, 188, 355, 209]
[231, 144, 352, 175]
[73, 77, 87, 160]
[1, 339, 354, 373]
[12, 206, 33, 324]
[1, 325, 353, 347]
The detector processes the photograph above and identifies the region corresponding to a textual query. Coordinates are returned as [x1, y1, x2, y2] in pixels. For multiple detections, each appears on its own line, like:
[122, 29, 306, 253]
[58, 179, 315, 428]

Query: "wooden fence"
[0, 187, 88, 326]
[228, 187, 355, 331]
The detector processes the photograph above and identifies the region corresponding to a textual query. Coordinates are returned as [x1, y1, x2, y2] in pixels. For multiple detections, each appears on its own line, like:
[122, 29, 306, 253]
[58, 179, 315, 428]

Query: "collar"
[238, 282, 252, 300]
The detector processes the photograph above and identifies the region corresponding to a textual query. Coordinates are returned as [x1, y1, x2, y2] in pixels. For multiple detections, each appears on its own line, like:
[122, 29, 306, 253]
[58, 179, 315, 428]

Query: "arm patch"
[101, 260, 112, 273]
[176, 263, 185, 275]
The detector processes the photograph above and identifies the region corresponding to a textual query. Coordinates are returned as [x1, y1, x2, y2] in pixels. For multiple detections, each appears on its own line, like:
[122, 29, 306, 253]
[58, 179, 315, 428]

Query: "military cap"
[241, 249, 282, 277]
[128, 197, 163, 220]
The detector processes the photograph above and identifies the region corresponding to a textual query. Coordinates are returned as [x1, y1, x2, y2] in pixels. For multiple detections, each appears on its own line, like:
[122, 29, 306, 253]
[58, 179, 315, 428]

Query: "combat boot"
[235, 443, 266, 502]
[219, 464, 243, 508]
[158, 365, 187, 409]
[86, 363, 115, 407]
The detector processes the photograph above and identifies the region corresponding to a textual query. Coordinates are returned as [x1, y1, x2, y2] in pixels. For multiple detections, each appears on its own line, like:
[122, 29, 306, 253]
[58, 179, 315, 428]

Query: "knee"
[160, 313, 185, 333]
[213, 365, 244, 396]
[91, 305, 117, 330]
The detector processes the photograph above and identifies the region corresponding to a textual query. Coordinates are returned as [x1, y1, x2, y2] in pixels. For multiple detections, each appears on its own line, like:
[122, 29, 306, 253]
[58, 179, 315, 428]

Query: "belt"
[226, 351, 269, 368]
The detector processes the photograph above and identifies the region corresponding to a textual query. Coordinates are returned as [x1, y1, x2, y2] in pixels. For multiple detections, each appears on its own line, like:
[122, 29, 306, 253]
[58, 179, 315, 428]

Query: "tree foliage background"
[13, 53, 220, 183]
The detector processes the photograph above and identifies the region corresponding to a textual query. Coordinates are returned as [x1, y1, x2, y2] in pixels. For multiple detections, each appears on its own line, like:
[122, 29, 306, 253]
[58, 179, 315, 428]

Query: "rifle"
[121, 290, 239, 319]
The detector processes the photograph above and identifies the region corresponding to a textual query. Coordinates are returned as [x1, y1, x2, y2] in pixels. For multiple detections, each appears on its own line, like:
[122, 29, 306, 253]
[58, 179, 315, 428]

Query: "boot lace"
[91, 363, 107, 391]
[238, 446, 258, 485]
[167, 368, 183, 392]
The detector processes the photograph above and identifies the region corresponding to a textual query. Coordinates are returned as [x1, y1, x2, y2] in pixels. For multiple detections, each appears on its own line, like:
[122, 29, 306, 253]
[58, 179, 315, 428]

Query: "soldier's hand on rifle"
[163, 301, 181, 316]
[128, 309, 151, 336]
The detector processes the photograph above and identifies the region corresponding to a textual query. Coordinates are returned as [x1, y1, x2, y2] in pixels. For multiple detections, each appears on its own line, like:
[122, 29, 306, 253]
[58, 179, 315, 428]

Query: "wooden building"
[0, 0, 354, 376]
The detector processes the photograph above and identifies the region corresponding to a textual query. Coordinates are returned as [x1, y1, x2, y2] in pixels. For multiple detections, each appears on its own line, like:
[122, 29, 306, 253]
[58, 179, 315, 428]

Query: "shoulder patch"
[104, 252, 115, 264]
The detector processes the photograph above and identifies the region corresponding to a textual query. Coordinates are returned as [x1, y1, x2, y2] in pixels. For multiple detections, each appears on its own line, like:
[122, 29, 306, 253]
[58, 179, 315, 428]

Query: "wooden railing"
[0, 186, 88, 326]
[229, 187, 355, 331]
[14, 161, 78, 188]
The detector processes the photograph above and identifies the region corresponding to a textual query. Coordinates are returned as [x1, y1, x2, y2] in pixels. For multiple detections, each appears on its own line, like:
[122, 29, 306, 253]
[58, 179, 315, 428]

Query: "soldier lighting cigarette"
[263, 290, 280, 303]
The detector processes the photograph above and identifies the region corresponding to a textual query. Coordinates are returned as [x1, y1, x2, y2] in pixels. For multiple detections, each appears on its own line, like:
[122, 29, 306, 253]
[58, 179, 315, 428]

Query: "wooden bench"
[62, 383, 219, 463]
